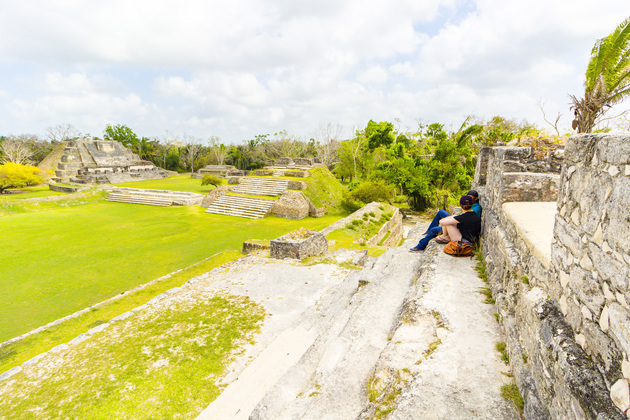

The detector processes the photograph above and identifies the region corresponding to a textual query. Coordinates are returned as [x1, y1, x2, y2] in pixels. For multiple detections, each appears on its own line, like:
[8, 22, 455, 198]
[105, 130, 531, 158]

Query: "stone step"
[205, 195, 275, 219]
[200, 226, 519, 420]
[231, 177, 290, 196]
[77, 143, 96, 165]
[111, 188, 203, 199]
[106, 194, 171, 206]
[57, 162, 83, 170]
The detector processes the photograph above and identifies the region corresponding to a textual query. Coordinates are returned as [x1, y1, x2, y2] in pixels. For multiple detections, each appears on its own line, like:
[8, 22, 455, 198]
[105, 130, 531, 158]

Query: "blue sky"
[0, 0, 628, 143]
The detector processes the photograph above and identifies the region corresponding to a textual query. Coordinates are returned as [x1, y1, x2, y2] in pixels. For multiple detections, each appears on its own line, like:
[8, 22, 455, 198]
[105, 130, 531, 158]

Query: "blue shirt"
[472, 202, 482, 218]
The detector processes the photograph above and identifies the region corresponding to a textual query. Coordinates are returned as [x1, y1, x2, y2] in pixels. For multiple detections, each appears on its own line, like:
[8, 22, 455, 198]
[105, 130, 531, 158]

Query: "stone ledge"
[502, 202, 556, 269]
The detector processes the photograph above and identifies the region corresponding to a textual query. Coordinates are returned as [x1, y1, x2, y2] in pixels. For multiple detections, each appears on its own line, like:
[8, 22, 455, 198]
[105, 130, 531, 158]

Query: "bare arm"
[439, 216, 459, 226]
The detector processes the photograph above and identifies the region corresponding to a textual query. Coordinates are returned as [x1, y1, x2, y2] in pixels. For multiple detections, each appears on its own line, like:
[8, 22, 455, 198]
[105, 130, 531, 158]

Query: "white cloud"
[357, 66, 388, 84]
[0, 0, 629, 140]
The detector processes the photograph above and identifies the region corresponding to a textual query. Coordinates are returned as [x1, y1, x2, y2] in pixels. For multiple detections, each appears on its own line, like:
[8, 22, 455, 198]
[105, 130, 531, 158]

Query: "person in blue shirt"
[410, 190, 482, 252]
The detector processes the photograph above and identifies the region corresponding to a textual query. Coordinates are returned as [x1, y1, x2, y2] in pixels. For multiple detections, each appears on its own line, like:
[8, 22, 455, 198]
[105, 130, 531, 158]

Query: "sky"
[0, 0, 628, 144]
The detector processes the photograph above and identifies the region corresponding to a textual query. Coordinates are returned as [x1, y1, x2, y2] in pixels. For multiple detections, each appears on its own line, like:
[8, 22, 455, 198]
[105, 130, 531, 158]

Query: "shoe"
[409, 247, 424, 252]
[435, 238, 449, 244]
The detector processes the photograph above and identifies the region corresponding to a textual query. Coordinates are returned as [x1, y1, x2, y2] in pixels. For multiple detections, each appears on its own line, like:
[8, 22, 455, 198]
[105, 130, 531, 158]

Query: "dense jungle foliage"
[1, 116, 557, 211]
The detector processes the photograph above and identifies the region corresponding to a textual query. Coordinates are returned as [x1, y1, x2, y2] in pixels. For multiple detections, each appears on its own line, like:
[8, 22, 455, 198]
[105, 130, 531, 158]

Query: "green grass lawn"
[0, 184, 66, 200]
[0, 198, 339, 344]
[113, 174, 221, 194]
[0, 292, 265, 419]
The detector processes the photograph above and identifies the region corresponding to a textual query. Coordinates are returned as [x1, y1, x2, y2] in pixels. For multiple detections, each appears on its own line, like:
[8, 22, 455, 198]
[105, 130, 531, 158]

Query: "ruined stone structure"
[474, 134, 630, 419]
[271, 190, 310, 220]
[270, 229, 328, 260]
[192, 165, 246, 179]
[44, 139, 168, 184]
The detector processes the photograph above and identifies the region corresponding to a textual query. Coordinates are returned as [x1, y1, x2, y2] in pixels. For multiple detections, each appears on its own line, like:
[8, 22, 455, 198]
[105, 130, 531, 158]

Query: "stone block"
[287, 180, 307, 190]
[503, 160, 527, 172]
[564, 135, 597, 166]
[589, 243, 630, 292]
[228, 176, 242, 184]
[569, 266, 605, 315]
[242, 241, 269, 254]
[201, 185, 230, 207]
[270, 229, 327, 260]
[272, 190, 309, 220]
[275, 157, 293, 165]
[501, 173, 560, 203]
[609, 303, 630, 357]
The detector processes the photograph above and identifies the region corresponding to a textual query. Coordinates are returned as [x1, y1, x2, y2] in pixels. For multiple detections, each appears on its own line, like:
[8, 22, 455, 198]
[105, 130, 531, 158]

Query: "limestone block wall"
[552, 134, 630, 406]
[474, 138, 629, 419]
[474, 146, 560, 220]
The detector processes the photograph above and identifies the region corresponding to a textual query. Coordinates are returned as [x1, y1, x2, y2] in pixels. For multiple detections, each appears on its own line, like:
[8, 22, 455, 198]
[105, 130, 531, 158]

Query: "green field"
[113, 173, 220, 194]
[0, 185, 340, 344]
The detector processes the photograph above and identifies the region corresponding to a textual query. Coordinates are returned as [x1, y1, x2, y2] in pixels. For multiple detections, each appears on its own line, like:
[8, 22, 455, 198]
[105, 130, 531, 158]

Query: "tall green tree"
[571, 17, 630, 133]
[103, 124, 140, 154]
[365, 120, 395, 150]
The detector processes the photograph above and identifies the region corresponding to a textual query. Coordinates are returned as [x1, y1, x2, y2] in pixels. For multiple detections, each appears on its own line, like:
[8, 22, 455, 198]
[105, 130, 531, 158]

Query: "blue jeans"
[424, 210, 450, 234]
[414, 226, 444, 250]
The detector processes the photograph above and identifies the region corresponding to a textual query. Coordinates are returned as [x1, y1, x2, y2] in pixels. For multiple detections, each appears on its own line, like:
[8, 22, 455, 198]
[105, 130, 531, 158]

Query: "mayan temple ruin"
[39, 139, 168, 184]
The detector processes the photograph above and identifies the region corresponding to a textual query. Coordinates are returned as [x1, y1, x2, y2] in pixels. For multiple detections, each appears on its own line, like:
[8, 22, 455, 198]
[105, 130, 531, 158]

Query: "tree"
[103, 124, 140, 153]
[365, 120, 395, 150]
[571, 17, 630, 133]
[0, 138, 34, 164]
[314, 123, 342, 167]
[181, 135, 203, 173]
[0, 162, 44, 193]
[46, 124, 80, 142]
[208, 136, 228, 165]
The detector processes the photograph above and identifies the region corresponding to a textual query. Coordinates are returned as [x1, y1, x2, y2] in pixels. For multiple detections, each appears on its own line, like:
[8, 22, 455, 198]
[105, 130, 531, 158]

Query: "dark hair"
[461, 203, 472, 211]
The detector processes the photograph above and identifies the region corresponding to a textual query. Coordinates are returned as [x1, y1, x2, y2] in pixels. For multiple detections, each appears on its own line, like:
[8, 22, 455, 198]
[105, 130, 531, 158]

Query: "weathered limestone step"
[197, 327, 317, 420]
[240, 225, 518, 420]
[249, 245, 423, 419]
[205, 195, 275, 219]
[231, 178, 289, 196]
[77, 142, 96, 165]
[107, 188, 204, 206]
[106, 194, 171, 206]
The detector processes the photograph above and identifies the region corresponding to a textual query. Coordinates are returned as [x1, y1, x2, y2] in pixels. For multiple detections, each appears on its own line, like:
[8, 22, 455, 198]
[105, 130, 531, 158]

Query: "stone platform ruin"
[43, 139, 168, 184]
[475, 134, 630, 419]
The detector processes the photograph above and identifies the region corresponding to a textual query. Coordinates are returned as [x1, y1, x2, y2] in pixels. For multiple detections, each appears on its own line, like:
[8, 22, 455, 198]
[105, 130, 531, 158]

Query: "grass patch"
[0, 251, 240, 373]
[365, 371, 404, 419]
[113, 174, 222, 194]
[0, 184, 69, 201]
[301, 167, 346, 213]
[495, 341, 509, 364]
[500, 383, 524, 412]
[479, 287, 495, 304]
[326, 229, 385, 258]
[0, 292, 265, 419]
[0, 196, 340, 345]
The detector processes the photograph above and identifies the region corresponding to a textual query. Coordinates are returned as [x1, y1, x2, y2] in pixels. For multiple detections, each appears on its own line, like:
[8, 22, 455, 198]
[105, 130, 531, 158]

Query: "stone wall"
[270, 229, 328, 260]
[473, 136, 630, 419]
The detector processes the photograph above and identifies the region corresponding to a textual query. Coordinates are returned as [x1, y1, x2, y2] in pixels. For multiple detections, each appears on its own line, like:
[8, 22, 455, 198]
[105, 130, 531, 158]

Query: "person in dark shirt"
[435, 195, 481, 244]
[410, 192, 482, 252]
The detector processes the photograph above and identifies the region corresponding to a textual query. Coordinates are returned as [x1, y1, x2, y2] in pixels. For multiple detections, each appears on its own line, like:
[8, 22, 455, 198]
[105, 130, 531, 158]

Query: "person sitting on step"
[410, 190, 481, 252]
[433, 194, 481, 246]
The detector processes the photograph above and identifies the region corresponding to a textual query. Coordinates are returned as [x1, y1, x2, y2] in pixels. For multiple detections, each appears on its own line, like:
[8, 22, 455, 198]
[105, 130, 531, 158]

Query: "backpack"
[444, 240, 474, 257]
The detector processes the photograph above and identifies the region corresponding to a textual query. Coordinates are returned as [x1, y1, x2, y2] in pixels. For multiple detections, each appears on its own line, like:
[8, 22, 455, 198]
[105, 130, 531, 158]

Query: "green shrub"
[201, 174, 222, 187]
[341, 197, 362, 213]
[348, 181, 395, 204]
